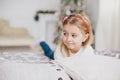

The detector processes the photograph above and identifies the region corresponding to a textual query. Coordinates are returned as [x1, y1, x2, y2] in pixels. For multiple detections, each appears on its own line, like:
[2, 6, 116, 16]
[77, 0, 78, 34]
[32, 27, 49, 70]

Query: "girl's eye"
[72, 34, 77, 38]
[63, 33, 66, 35]
[63, 32, 67, 36]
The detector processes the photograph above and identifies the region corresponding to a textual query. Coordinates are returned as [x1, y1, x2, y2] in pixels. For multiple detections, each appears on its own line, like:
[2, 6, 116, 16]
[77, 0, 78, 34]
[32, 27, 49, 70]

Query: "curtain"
[95, 0, 120, 51]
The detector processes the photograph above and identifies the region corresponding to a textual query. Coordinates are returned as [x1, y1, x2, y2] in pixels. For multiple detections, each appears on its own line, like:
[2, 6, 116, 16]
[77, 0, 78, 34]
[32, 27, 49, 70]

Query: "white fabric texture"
[54, 45, 120, 80]
[95, 0, 120, 51]
[0, 62, 71, 80]
[0, 52, 70, 80]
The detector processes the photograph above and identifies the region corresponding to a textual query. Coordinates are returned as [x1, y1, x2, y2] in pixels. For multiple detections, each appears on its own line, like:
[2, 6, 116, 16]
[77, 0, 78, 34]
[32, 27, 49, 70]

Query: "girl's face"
[62, 24, 88, 53]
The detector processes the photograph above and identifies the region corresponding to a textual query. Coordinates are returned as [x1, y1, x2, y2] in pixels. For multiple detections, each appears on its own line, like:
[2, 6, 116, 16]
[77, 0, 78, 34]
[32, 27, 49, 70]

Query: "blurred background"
[0, 0, 119, 51]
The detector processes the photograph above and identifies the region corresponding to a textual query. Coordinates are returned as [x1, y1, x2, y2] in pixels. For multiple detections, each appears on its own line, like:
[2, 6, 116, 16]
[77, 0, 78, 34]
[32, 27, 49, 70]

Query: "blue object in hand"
[39, 41, 54, 60]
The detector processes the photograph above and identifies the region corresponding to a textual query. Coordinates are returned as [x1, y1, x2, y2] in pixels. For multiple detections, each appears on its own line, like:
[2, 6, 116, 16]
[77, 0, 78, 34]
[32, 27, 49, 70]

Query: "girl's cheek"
[62, 37, 65, 41]
[62, 37, 66, 42]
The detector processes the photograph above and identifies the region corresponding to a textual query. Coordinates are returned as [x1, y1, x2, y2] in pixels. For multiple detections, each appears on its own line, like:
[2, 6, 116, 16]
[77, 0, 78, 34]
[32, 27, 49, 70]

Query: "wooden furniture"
[0, 18, 34, 47]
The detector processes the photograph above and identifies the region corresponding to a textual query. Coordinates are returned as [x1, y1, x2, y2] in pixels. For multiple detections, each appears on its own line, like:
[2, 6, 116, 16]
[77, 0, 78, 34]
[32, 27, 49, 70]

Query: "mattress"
[0, 49, 120, 80]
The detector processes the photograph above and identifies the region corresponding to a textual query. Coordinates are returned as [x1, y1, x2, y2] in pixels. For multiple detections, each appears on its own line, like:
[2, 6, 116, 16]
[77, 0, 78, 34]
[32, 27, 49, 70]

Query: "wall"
[86, 0, 99, 30]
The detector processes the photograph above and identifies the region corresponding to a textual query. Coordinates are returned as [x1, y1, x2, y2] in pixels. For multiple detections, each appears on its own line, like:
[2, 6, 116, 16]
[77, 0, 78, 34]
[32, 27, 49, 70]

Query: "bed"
[0, 48, 120, 80]
[0, 46, 71, 80]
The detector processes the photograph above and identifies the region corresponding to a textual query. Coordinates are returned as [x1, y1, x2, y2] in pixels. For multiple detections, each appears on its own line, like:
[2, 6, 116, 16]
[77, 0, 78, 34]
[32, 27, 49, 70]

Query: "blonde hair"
[59, 14, 93, 57]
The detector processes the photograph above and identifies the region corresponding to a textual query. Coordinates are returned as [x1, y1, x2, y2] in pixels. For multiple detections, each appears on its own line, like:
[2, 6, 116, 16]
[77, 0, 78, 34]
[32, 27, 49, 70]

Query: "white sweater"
[53, 45, 120, 80]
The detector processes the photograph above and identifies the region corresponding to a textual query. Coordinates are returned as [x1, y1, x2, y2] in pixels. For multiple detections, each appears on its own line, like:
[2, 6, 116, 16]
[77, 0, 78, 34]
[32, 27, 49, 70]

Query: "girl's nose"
[66, 36, 72, 41]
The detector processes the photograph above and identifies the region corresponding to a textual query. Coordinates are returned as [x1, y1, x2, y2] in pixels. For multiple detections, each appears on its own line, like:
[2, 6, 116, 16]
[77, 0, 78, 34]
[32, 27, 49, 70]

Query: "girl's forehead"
[62, 24, 82, 33]
[63, 24, 80, 30]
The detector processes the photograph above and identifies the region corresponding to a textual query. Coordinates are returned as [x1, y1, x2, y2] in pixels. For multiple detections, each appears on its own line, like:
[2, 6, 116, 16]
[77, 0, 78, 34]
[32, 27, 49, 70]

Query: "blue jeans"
[39, 41, 54, 60]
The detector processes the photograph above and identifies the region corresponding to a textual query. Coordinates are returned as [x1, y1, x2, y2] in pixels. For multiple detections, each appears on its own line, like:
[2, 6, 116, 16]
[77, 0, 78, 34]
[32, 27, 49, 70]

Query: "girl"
[54, 13, 94, 59]
[53, 14, 95, 80]
[40, 14, 120, 80]
[40, 13, 94, 60]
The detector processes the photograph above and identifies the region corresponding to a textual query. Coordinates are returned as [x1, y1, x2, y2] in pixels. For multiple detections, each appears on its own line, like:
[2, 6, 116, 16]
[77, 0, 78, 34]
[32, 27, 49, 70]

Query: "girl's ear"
[83, 33, 89, 42]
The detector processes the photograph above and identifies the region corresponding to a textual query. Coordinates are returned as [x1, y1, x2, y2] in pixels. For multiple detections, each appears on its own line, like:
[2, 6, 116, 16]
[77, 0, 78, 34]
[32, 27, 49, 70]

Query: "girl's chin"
[67, 46, 74, 50]
[65, 44, 74, 49]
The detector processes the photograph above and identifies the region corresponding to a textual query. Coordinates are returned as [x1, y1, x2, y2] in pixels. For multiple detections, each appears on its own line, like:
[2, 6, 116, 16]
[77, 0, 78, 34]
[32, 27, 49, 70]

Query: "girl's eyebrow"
[63, 30, 78, 34]
[63, 30, 67, 32]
